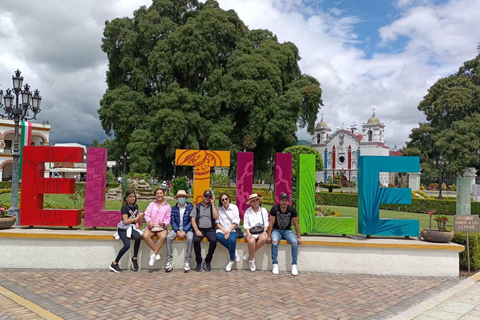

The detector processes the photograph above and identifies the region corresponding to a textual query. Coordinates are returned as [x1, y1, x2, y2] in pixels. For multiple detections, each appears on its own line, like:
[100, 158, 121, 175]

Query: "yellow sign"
[175, 149, 230, 204]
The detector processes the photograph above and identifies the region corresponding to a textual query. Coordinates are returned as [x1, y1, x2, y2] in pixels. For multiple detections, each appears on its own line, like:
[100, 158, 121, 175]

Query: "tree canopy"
[403, 52, 480, 178]
[98, 0, 322, 175]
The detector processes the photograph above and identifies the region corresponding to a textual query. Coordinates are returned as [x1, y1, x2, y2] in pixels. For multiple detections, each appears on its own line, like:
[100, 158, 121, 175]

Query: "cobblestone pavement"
[0, 269, 463, 320]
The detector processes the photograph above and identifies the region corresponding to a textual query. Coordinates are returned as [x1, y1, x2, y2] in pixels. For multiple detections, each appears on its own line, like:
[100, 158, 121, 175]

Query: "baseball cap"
[203, 190, 213, 198]
[279, 193, 289, 200]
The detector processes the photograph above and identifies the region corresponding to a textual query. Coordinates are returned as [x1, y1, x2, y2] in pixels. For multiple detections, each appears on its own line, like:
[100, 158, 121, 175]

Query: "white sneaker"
[149, 254, 156, 266]
[249, 260, 256, 272]
[155, 253, 161, 261]
[291, 264, 298, 276]
[184, 261, 190, 273]
[226, 261, 235, 272]
[243, 252, 249, 261]
[235, 250, 240, 262]
[165, 260, 174, 272]
[272, 264, 279, 275]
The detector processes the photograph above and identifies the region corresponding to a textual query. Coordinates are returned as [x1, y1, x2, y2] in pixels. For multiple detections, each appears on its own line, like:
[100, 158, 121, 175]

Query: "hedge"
[316, 191, 480, 215]
[212, 186, 274, 205]
[452, 233, 480, 270]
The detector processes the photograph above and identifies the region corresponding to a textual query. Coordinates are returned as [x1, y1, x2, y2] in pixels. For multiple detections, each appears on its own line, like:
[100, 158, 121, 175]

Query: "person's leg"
[216, 232, 229, 251]
[270, 229, 281, 265]
[283, 230, 299, 265]
[131, 229, 142, 258]
[185, 231, 194, 263]
[204, 228, 217, 264]
[142, 229, 156, 251]
[247, 235, 256, 260]
[154, 230, 168, 255]
[193, 230, 204, 264]
[114, 229, 130, 263]
[166, 230, 177, 261]
[227, 232, 237, 261]
[254, 233, 267, 252]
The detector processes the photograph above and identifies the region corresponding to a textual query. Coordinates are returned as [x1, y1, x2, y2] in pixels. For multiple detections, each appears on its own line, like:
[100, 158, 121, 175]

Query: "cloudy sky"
[0, 0, 479, 149]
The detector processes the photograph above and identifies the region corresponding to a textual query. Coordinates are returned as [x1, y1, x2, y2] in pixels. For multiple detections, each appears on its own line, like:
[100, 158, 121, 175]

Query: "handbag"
[249, 207, 265, 235]
[222, 206, 244, 238]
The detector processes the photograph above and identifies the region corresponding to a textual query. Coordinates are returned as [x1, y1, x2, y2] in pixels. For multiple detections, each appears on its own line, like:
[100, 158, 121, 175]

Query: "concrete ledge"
[0, 228, 464, 277]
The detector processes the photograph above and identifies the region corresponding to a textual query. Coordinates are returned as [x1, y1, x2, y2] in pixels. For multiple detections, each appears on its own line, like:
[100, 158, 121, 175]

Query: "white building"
[312, 111, 390, 185]
[0, 119, 51, 181]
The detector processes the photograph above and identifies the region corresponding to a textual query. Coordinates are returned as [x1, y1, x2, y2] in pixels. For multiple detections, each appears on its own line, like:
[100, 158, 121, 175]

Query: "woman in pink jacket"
[143, 188, 171, 267]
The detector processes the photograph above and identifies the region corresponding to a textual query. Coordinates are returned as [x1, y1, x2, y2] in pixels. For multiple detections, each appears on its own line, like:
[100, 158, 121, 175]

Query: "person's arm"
[164, 204, 172, 227]
[211, 196, 219, 220]
[244, 209, 252, 238]
[292, 216, 302, 245]
[122, 213, 142, 225]
[183, 203, 193, 232]
[144, 203, 154, 227]
[190, 207, 202, 237]
[171, 207, 179, 232]
[231, 205, 240, 232]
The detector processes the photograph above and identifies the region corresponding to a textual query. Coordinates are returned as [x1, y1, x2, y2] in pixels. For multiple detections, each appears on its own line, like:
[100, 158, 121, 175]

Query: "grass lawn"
[327, 205, 454, 231]
[1, 192, 449, 232]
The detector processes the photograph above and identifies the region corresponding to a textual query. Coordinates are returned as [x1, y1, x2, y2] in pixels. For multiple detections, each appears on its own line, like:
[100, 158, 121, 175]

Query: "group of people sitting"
[109, 188, 302, 276]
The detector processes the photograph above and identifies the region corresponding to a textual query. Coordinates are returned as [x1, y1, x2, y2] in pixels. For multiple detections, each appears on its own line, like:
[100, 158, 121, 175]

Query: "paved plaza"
[0, 268, 473, 320]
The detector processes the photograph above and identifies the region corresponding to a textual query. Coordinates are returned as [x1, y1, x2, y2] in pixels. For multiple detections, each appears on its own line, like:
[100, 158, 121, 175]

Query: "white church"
[311, 111, 393, 186]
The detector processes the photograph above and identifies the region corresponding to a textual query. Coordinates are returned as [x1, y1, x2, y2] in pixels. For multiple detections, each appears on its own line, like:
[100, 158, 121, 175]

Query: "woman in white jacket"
[243, 193, 269, 272]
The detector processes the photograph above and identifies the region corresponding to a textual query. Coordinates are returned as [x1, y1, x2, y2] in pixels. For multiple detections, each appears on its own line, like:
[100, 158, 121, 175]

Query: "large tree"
[403, 52, 480, 178]
[98, 0, 322, 175]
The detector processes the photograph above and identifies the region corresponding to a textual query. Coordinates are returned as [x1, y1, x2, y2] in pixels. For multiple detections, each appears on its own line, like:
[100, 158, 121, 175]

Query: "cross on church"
[372, 107, 376, 115]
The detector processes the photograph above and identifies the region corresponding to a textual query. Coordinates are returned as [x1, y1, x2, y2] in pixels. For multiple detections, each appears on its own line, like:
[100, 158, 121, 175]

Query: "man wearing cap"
[165, 190, 194, 272]
[267, 192, 302, 276]
[190, 190, 219, 272]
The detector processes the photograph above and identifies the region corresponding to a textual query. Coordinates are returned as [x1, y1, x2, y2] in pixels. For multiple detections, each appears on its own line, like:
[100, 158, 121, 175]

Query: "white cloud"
[0, 0, 478, 151]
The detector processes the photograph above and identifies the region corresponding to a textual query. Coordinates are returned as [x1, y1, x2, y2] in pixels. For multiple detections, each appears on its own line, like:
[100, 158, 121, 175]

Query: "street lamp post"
[434, 154, 449, 200]
[171, 160, 176, 178]
[120, 151, 129, 174]
[0, 70, 42, 226]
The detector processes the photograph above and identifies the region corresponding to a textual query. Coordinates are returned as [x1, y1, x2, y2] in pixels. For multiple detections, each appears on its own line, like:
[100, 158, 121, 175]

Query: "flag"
[19, 121, 32, 179]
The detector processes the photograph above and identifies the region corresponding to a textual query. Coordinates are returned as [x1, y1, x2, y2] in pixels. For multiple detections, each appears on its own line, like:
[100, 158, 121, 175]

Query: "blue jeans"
[271, 229, 298, 265]
[216, 231, 237, 261]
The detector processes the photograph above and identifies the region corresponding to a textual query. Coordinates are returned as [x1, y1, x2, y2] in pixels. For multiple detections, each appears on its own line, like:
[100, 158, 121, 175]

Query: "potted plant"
[0, 203, 16, 229]
[420, 211, 454, 243]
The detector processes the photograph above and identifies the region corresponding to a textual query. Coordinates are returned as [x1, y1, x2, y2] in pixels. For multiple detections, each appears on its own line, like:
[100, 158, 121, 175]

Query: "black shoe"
[204, 262, 212, 272]
[131, 258, 138, 272]
[109, 263, 122, 273]
[196, 262, 202, 272]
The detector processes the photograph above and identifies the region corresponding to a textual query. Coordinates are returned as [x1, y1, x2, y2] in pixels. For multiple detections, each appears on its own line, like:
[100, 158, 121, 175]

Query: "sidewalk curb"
[388, 271, 480, 320]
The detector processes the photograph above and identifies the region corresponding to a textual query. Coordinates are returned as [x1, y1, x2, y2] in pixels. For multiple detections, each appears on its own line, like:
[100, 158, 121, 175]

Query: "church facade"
[311, 112, 390, 185]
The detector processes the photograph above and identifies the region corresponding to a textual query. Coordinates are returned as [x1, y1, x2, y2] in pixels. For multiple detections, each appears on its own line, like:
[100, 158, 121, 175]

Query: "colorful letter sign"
[236, 152, 253, 220]
[20, 146, 83, 226]
[275, 153, 292, 205]
[175, 149, 230, 204]
[84, 148, 119, 227]
[358, 156, 420, 236]
[296, 154, 355, 235]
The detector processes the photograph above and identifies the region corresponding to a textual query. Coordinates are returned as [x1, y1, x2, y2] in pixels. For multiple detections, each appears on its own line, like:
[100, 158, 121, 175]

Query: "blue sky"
[0, 0, 479, 149]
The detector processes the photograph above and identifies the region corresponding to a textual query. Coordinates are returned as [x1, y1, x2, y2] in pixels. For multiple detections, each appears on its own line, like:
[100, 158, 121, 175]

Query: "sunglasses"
[221, 198, 229, 202]
[204, 195, 212, 199]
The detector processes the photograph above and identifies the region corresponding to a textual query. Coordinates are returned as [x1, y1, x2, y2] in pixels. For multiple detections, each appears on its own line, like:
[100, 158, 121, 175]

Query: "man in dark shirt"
[267, 192, 302, 276]
[190, 190, 219, 272]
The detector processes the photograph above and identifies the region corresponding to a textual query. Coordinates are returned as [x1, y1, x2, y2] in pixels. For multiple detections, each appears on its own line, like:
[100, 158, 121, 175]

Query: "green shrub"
[212, 186, 274, 205]
[315, 191, 480, 215]
[211, 173, 229, 186]
[173, 176, 189, 196]
[0, 189, 12, 195]
[452, 233, 480, 270]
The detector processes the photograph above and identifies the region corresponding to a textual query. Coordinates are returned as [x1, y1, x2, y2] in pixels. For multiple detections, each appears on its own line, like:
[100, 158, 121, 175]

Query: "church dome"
[366, 109, 380, 124]
[367, 115, 380, 124]
[315, 116, 328, 129]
